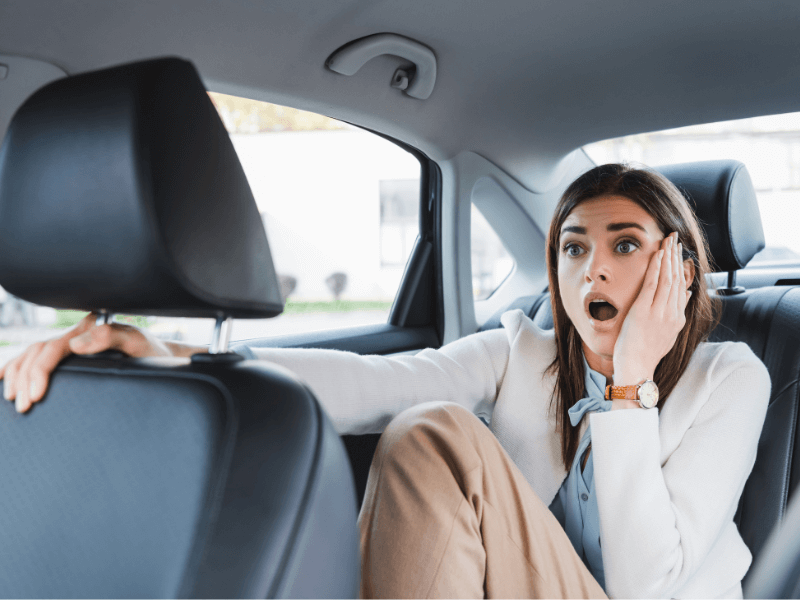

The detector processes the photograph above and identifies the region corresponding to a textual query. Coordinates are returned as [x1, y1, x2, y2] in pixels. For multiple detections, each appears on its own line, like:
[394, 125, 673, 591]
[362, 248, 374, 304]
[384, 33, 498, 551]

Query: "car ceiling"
[2, 0, 800, 191]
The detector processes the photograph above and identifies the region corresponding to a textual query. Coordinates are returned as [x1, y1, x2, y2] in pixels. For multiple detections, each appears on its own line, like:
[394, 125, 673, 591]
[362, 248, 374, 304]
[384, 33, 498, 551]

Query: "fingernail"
[3, 386, 10, 401]
[15, 393, 26, 413]
[29, 381, 38, 401]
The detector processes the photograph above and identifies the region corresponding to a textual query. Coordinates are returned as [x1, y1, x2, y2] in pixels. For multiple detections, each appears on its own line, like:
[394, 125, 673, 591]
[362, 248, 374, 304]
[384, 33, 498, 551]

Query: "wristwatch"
[604, 379, 659, 408]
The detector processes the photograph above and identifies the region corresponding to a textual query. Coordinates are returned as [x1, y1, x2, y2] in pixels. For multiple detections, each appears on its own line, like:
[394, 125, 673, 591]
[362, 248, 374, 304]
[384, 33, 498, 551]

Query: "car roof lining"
[1, 0, 800, 191]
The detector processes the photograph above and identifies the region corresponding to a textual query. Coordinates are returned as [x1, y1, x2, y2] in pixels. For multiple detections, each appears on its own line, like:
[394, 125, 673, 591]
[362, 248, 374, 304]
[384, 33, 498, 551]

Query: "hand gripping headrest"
[656, 160, 765, 272]
[0, 57, 283, 318]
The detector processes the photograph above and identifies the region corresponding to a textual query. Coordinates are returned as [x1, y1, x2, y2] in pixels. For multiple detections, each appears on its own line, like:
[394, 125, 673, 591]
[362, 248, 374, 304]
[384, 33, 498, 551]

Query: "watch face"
[639, 380, 659, 408]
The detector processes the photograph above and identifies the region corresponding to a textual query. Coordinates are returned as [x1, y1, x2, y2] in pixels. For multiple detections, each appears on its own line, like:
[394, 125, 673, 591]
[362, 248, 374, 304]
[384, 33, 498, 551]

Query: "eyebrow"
[560, 222, 647, 235]
[606, 222, 647, 233]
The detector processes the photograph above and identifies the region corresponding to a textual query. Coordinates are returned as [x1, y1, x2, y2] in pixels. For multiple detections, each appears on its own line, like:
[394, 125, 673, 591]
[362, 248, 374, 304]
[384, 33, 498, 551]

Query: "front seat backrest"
[0, 57, 359, 598]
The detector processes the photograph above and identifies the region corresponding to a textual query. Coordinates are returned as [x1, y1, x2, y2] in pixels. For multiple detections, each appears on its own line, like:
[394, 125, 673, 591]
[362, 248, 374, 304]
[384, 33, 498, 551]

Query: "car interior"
[1, 1, 800, 598]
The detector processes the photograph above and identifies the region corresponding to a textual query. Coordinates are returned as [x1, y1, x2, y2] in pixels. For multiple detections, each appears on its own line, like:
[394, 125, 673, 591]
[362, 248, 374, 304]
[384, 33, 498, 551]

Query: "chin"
[577, 328, 616, 359]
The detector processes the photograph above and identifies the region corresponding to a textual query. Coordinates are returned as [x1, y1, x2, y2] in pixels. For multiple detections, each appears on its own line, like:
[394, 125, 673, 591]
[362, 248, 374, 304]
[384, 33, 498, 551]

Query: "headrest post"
[717, 271, 745, 296]
[96, 310, 112, 326]
[209, 316, 233, 354]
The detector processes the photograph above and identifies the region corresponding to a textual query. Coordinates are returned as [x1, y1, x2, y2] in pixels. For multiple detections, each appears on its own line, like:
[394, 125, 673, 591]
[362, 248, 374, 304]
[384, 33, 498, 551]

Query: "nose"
[584, 248, 611, 283]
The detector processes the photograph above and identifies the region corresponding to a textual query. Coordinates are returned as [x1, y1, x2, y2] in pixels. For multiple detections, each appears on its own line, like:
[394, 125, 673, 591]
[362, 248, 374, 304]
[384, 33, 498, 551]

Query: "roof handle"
[325, 33, 436, 100]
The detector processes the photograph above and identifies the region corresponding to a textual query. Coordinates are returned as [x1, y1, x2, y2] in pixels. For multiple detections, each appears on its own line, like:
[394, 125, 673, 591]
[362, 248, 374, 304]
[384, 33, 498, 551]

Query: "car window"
[583, 111, 800, 266]
[472, 203, 514, 300]
[0, 93, 421, 360]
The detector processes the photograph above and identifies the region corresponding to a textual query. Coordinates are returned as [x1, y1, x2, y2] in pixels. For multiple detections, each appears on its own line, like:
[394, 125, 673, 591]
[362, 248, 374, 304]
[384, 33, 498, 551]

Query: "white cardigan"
[248, 309, 770, 599]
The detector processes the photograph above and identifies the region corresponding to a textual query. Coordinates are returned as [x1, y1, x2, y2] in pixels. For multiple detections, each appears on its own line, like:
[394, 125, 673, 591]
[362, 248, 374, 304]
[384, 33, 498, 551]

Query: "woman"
[0, 164, 770, 599]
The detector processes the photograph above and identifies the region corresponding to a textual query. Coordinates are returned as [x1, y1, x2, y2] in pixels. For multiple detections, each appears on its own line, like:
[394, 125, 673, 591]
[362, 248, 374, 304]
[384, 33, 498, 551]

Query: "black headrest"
[0, 57, 283, 318]
[656, 160, 765, 273]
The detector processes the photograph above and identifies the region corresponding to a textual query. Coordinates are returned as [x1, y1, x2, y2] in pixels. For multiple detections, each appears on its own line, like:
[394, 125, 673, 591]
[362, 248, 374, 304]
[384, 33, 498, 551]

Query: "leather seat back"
[0, 356, 359, 598]
[707, 286, 800, 570]
[0, 58, 359, 598]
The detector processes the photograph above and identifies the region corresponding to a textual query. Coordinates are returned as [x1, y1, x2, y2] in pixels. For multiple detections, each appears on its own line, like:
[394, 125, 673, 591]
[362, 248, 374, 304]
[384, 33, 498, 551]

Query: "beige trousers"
[357, 401, 608, 599]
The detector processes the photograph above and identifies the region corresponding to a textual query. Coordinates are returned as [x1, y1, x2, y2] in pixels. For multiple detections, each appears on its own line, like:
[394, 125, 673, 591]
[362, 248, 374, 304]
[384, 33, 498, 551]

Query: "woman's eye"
[616, 241, 636, 254]
[563, 243, 583, 257]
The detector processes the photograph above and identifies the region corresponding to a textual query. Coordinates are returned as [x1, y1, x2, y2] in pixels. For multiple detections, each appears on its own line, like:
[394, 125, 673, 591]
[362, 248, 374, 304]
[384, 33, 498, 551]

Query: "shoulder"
[489, 308, 558, 375]
[499, 308, 556, 350]
[689, 340, 768, 386]
[678, 340, 770, 415]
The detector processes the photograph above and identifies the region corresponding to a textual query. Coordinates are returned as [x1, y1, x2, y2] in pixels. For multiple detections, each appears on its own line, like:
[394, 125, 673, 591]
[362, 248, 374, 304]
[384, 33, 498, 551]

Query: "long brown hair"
[546, 163, 720, 470]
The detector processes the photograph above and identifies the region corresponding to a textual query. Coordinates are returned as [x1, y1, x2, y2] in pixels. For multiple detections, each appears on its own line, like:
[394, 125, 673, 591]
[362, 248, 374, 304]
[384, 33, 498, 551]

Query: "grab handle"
[326, 33, 437, 100]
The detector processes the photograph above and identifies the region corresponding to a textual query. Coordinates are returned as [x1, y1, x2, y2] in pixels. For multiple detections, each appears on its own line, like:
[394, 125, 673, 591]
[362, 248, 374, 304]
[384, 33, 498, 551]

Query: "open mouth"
[588, 299, 618, 321]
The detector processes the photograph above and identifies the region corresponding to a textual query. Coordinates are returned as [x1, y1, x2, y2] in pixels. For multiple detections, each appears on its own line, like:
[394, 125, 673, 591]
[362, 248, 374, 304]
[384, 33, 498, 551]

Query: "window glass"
[380, 179, 420, 266]
[583, 112, 800, 265]
[472, 204, 514, 300]
[0, 94, 421, 363]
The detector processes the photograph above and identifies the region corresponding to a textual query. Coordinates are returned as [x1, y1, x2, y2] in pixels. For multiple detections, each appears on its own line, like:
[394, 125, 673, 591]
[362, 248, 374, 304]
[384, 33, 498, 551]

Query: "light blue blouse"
[549, 358, 613, 591]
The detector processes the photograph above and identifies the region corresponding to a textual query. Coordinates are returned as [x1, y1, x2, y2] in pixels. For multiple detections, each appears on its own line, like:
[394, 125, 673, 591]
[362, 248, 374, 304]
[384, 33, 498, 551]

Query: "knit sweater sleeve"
[234, 327, 511, 435]
[589, 342, 770, 599]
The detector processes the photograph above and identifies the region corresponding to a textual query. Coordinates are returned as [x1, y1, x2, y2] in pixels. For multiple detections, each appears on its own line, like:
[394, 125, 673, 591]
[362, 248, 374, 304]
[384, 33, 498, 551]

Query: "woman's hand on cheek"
[612, 232, 692, 386]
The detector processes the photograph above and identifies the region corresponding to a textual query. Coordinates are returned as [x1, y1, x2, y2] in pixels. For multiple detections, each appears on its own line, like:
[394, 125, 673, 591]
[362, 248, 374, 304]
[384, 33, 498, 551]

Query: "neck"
[582, 341, 614, 385]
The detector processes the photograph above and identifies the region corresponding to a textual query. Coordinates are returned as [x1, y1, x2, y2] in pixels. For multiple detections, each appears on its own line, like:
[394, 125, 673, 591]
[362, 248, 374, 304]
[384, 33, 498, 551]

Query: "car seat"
[0, 57, 359, 598]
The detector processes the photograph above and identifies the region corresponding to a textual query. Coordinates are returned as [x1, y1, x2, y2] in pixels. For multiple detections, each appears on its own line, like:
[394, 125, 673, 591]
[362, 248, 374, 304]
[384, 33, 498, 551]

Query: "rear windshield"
[583, 112, 800, 266]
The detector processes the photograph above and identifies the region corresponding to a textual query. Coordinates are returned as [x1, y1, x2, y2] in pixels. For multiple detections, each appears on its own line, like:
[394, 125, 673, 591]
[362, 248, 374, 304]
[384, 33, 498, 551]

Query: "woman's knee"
[385, 401, 476, 436]
[379, 401, 489, 461]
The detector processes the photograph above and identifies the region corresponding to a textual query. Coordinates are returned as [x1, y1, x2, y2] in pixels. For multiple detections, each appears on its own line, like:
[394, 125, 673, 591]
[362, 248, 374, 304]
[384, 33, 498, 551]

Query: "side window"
[0, 94, 421, 360]
[472, 204, 514, 300]
[380, 180, 420, 267]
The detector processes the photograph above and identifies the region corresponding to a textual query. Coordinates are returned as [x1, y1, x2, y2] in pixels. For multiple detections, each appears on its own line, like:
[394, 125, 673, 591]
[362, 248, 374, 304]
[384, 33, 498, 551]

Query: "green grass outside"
[52, 310, 90, 329]
[0, 341, 15, 348]
[52, 311, 152, 329]
[283, 299, 392, 314]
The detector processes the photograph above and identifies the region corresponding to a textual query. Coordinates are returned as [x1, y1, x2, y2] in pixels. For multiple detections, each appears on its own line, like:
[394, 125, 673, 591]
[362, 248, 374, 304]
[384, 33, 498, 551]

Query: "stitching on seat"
[780, 381, 800, 522]
[268, 397, 326, 598]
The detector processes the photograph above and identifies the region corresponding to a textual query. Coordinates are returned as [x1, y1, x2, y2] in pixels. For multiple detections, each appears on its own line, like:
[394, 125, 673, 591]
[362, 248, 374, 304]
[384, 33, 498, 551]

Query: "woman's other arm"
[590, 343, 770, 599]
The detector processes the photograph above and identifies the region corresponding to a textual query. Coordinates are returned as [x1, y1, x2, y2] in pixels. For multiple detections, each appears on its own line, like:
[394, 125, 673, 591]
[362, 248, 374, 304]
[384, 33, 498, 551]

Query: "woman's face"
[557, 195, 667, 369]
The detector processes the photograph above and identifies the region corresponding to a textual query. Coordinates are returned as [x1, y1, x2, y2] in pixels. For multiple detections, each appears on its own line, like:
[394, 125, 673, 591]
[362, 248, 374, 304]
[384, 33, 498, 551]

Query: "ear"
[683, 259, 695, 287]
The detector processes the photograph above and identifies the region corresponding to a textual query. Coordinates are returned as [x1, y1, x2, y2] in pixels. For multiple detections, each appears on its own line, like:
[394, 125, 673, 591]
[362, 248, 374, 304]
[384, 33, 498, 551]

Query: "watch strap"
[604, 384, 639, 400]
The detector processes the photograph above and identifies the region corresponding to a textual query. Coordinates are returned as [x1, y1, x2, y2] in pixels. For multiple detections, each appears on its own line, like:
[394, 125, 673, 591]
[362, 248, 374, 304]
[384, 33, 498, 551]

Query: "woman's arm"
[0, 313, 513, 434]
[0, 314, 199, 413]
[590, 343, 770, 598]
[240, 330, 511, 434]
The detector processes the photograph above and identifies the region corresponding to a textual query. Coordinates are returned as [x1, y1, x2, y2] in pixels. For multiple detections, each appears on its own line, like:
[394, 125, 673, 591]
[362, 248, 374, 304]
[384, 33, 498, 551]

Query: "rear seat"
[482, 160, 800, 582]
